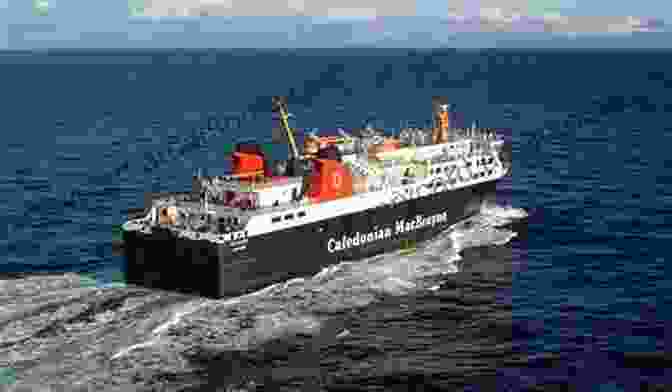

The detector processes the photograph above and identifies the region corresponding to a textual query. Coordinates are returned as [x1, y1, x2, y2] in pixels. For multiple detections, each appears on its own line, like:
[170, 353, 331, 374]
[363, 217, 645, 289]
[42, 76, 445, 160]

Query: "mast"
[432, 96, 451, 144]
[272, 96, 300, 160]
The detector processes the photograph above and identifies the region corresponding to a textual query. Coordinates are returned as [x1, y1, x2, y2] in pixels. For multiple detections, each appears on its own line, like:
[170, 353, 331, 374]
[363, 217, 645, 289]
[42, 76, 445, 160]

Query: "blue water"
[0, 49, 670, 390]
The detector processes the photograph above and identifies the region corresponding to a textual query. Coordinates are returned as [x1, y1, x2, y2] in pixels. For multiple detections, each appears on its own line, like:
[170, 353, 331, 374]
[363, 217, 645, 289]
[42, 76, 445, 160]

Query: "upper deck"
[158, 131, 503, 215]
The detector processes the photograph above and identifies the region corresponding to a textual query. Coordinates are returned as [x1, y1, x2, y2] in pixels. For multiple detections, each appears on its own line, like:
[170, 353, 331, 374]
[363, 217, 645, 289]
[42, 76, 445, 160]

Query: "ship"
[121, 97, 512, 298]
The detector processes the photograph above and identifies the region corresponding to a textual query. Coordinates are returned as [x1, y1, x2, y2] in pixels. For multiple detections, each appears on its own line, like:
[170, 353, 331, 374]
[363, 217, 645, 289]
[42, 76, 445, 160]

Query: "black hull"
[123, 180, 499, 298]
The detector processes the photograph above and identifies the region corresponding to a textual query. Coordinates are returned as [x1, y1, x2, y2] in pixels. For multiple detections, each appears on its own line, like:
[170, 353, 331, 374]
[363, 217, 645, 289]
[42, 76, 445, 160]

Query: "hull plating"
[123, 179, 499, 298]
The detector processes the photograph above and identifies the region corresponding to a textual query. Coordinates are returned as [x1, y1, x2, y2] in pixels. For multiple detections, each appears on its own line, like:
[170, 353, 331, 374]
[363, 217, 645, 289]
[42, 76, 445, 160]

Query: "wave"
[110, 204, 526, 359]
[0, 203, 527, 390]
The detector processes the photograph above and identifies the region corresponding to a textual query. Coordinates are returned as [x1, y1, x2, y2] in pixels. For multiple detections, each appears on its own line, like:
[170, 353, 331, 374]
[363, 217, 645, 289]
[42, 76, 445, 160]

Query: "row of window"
[430, 167, 496, 180]
[472, 170, 495, 179]
[478, 157, 495, 166]
[271, 210, 307, 223]
[431, 166, 447, 175]
[431, 157, 494, 175]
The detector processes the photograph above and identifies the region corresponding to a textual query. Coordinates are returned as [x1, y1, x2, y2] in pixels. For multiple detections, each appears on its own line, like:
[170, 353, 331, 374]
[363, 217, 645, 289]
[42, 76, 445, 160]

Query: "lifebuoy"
[332, 171, 343, 189]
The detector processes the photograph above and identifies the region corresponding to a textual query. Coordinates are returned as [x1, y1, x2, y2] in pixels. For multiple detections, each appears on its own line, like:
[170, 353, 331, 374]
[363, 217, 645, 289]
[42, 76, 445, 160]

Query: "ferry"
[121, 97, 512, 298]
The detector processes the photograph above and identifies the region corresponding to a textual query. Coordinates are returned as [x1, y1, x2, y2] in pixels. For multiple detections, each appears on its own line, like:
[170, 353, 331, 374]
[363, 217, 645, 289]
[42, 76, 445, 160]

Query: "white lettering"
[325, 212, 450, 252]
[327, 238, 337, 253]
[223, 230, 248, 242]
[395, 220, 406, 234]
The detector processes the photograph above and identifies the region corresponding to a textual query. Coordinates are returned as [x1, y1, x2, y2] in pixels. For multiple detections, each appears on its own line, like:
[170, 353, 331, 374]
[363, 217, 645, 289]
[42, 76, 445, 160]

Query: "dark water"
[0, 49, 670, 391]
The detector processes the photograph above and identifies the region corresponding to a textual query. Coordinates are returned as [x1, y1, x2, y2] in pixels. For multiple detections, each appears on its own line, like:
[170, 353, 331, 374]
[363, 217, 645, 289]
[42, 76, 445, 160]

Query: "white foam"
[110, 299, 211, 360]
[110, 336, 161, 360]
[481, 204, 528, 221]
[152, 299, 210, 335]
[111, 203, 528, 359]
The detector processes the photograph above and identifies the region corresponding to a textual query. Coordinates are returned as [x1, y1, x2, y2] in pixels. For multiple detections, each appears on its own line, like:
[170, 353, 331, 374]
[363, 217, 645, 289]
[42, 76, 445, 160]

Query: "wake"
[110, 204, 527, 360]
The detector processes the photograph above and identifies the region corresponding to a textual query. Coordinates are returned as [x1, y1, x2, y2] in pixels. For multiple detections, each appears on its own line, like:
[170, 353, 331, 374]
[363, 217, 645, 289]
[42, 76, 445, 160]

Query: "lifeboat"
[317, 136, 342, 148]
[368, 138, 401, 159]
[158, 206, 178, 225]
[231, 142, 268, 179]
[304, 135, 349, 158]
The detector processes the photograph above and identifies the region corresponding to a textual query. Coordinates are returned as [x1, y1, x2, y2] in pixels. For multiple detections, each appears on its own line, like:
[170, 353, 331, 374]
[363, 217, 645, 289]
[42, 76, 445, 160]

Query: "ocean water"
[0, 49, 670, 391]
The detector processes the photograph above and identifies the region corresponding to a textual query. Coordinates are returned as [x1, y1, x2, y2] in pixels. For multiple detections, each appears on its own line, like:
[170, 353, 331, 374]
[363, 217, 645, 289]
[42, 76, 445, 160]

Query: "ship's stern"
[122, 225, 233, 298]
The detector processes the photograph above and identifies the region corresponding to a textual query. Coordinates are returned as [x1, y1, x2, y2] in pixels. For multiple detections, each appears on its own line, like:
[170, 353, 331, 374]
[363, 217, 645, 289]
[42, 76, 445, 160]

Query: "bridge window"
[271, 216, 281, 223]
[297, 211, 306, 218]
[284, 214, 294, 220]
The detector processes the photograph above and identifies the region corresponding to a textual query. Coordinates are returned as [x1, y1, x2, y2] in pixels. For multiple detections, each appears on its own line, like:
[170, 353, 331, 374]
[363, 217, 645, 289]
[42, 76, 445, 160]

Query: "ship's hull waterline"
[122, 179, 499, 299]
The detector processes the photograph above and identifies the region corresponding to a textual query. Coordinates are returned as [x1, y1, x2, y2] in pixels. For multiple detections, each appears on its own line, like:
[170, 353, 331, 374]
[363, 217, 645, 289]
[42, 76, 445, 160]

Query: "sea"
[0, 48, 669, 391]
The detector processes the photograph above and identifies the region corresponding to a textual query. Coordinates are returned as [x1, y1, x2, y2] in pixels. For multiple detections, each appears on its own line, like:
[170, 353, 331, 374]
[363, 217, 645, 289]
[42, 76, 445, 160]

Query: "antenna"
[272, 96, 300, 160]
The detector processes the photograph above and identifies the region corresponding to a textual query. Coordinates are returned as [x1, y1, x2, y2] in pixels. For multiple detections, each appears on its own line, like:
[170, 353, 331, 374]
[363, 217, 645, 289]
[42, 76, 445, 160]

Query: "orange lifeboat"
[158, 206, 177, 225]
[231, 142, 266, 179]
[303, 135, 320, 157]
[304, 135, 350, 158]
[368, 137, 401, 158]
[317, 136, 341, 149]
